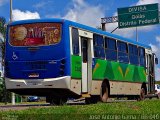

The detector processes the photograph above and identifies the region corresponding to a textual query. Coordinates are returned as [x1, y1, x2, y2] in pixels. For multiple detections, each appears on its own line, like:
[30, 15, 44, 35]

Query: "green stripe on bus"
[71, 55, 146, 82]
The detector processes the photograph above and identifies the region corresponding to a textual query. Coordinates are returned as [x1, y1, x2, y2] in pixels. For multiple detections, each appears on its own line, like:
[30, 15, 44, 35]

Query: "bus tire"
[139, 82, 147, 100]
[100, 79, 110, 102]
[140, 88, 145, 100]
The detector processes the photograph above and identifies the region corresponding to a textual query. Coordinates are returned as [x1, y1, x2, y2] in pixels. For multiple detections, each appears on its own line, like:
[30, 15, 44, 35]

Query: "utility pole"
[10, 0, 15, 105]
[101, 23, 106, 31]
[101, 16, 118, 32]
[10, 0, 13, 22]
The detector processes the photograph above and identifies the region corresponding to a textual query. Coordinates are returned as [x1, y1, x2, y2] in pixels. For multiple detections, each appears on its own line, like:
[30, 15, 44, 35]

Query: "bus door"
[146, 53, 155, 93]
[79, 30, 93, 94]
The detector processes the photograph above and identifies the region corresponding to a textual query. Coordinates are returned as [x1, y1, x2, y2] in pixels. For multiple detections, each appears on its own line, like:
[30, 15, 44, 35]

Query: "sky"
[0, 0, 160, 80]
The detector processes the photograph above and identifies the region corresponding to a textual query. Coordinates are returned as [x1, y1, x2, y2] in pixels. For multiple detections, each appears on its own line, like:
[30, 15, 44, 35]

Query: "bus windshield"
[10, 23, 61, 46]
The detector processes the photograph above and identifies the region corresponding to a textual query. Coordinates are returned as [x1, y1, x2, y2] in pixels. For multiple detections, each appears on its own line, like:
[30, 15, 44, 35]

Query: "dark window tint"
[105, 38, 117, 50]
[129, 44, 139, 65]
[105, 38, 117, 61]
[129, 44, 138, 55]
[72, 28, 79, 55]
[118, 41, 129, 63]
[93, 34, 105, 59]
[82, 38, 88, 63]
[94, 46, 105, 59]
[93, 34, 104, 47]
[139, 47, 145, 66]
[105, 50, 117, 61]
[118, 42, 128, 53]
[118, 52, 129, 63]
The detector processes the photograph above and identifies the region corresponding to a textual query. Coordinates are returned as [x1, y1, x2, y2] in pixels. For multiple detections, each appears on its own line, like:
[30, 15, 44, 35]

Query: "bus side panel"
[71, 55, 82, 79]
[63, 22, 71, 76]
[92, 58, 146, 82]
[71, 56, 146, 82]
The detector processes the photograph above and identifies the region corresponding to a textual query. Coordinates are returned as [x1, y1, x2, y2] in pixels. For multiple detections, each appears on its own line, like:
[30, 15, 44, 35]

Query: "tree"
[0, 17, 11, 103]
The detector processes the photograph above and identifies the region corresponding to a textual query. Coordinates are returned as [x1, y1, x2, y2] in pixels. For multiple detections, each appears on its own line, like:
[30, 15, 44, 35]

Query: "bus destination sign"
[118, 3, 159, 28]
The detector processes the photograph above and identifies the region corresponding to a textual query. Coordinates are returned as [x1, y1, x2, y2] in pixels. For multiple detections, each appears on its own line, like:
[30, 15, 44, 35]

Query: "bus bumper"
[5, 76, 71, 90]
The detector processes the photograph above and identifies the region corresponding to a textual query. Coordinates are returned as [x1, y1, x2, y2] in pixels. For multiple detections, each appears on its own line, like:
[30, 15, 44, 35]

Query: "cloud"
[34, 1, 52, 9]
[12, 9, 40, 21]
[106, 0, 160, 38]
[156, 36, 160, 43]
[107, 0, 160, 38]
[105, 21, 135, 38]
[149, 36, 160, 59]
[149, 44, 159, 53]
[154, 36, 160, 56]
[133, 0, 160, 81]
[136, 0, 160, 7]
[135, 0, 160, 31]
[50, 0, 105, 28]
[0, 0, 7, 6]
[149, 36, 160, 80]
[48, 0, 159, 39]
[34, 2, 47, 9]
[155, 67, 160, 81]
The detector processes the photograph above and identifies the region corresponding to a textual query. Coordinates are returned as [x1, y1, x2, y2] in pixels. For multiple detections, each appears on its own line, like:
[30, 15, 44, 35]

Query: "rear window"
[10, 23, 62, 46]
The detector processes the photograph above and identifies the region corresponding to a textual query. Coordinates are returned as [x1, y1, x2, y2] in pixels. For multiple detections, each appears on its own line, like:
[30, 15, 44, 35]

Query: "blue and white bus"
[5, 19, 158, 104]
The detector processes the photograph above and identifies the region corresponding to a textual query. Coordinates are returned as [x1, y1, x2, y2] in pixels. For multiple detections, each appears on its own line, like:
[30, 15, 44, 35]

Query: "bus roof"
[9, 18, 151, 49]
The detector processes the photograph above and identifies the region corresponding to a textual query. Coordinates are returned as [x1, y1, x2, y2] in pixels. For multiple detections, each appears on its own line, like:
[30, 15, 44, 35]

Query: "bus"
[5, 18, 158, 104]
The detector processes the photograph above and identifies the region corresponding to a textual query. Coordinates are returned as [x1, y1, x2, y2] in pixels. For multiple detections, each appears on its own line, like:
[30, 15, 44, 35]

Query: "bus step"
[81, 94, 91, 98]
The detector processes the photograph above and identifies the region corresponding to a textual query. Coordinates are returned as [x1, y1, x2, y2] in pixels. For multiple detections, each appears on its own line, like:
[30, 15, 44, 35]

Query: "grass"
[0, 99, 160, 120]
[156, 81, 160, 84]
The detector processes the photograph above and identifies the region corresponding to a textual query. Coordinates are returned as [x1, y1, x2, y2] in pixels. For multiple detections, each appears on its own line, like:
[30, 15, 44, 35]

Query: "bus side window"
[129, 44, 139, 65]
[72, 28, 79, 55]
[118, 41, 129, 63]
[105, 38, 117, 61]
[93, 34, 105, 59]
[139, 47, 145, 66]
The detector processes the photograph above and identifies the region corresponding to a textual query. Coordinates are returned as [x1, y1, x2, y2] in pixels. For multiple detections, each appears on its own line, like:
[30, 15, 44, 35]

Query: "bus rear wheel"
[100, 86, 109, 102]
[139, 82, 147, 100]
[140, 88, 145, 100]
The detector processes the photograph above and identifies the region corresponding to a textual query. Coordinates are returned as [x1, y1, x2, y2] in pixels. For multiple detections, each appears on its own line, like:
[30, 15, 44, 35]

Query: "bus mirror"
[155, 58, 158, 64]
